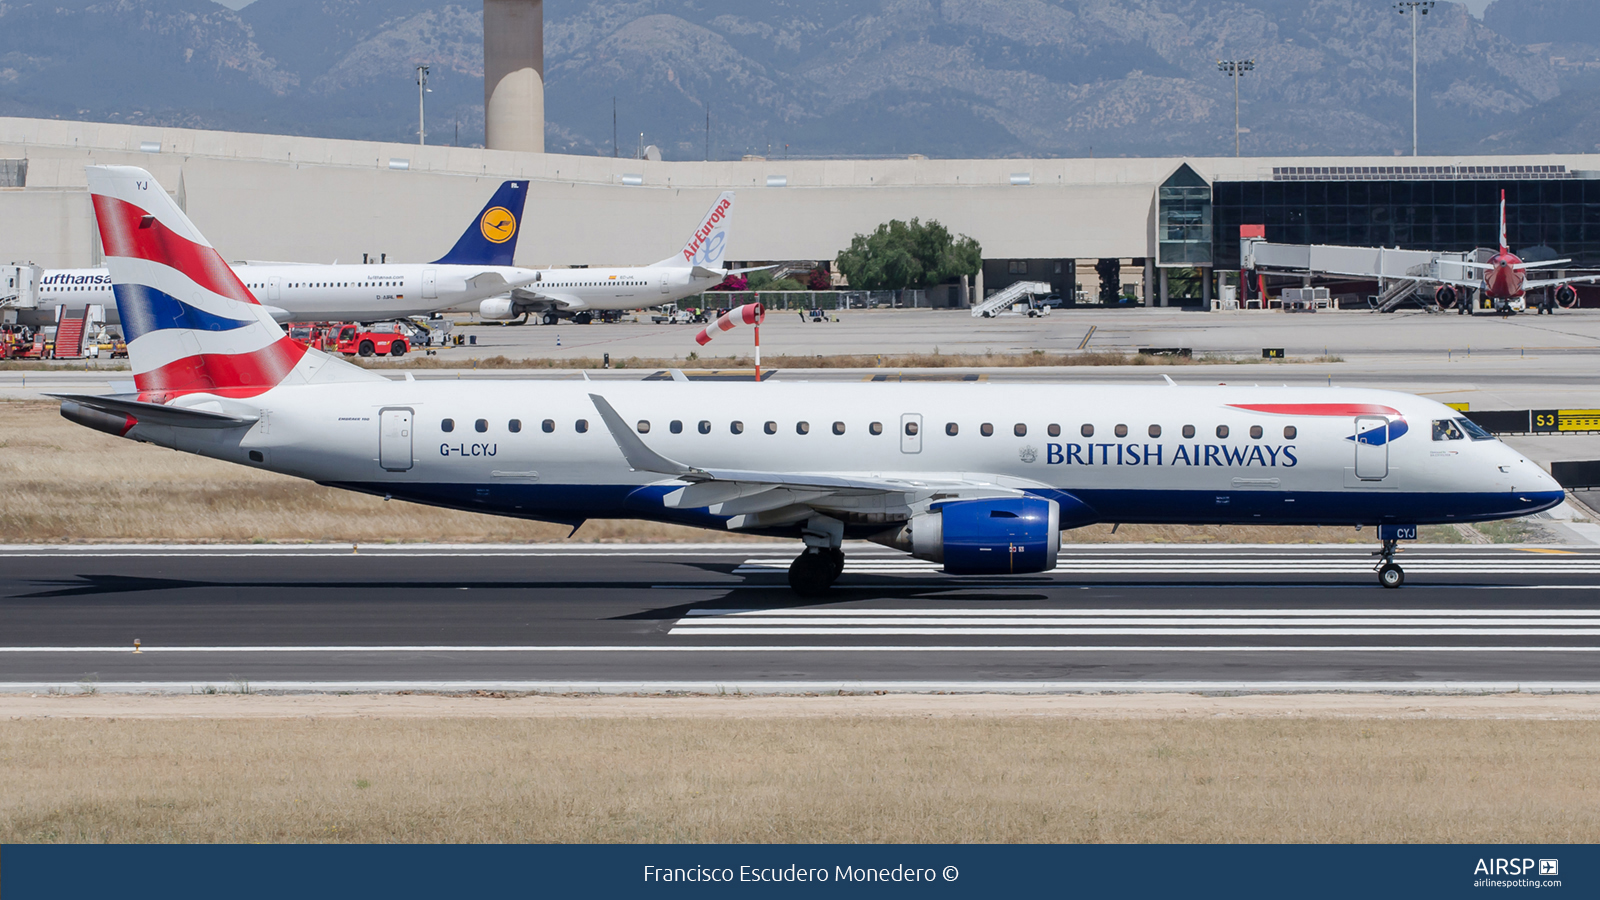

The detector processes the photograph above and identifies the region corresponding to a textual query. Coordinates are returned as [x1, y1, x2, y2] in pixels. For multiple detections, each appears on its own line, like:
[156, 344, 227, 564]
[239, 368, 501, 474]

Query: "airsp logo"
[480, 206, 517, 244]
[1019, 445, 1038, 464]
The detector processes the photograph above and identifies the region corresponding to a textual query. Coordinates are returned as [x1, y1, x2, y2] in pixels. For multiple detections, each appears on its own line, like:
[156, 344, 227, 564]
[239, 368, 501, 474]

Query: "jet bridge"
[1240, 238, 1482, 312]
[0, 264, 41, 325]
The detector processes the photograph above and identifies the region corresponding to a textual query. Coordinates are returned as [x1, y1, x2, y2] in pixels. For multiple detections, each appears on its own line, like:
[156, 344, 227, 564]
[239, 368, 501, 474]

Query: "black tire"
[1378, 563, 1404, 589]
[542, 312, 558, 326]
[575, 313, 593, 325]
[787, 551, 835, 596]
[824, 547, 845, 580]
[358, 340, 375, 357]
[390, 341, 407, 357]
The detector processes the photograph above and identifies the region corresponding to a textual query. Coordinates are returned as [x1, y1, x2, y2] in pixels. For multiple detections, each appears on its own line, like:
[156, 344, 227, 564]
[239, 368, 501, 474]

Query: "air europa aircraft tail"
[85, 165, 381, 400]
[433, 180, 527, 267]
[1499, 189, 1509, 254]
[658, 191, 735, 268]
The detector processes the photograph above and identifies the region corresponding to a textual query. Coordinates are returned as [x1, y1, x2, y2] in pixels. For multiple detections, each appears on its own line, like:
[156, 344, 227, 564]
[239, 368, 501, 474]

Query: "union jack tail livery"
[86, 165, 378, 400]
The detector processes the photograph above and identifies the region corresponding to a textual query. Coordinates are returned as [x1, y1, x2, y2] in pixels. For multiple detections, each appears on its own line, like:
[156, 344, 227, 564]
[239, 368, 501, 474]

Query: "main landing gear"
[787, 515, 846, 596]
[1374, 537, 1404, 589]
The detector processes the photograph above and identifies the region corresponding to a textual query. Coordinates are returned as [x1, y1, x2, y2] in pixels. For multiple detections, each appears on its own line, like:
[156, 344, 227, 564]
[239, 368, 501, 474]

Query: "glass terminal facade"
[1157, 163, 1213, 266]
[1211, 173, 1600, 271]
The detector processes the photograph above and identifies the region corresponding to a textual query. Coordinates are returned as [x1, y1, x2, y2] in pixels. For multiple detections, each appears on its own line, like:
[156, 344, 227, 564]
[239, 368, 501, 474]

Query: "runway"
[4, 544, 1600, 692]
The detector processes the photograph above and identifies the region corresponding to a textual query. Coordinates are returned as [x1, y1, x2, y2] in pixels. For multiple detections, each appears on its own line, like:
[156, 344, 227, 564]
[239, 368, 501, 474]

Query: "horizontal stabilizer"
[48, 393, 259, 429]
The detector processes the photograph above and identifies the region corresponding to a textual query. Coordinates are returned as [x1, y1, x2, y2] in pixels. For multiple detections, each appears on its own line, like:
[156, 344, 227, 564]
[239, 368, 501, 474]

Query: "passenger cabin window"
[637, 421, 651, 433]
[441, 418, 455, 433]
[542, 419, 555, 433]
[870, 422, 884, 435]
[796, 421, 810, 435]
[1014, 424, 1027, 437]
[764, 421, 778, 435]
[1113, 424, 1128, 438]
[1249, 425, 1263, 440]
[980, 423, 994, 437]
[475, 419, 488, 433]
[1216, 425, 1230, 439]
[1048, 424, 1061, 437]
[509, 419, 522, 433]
[1148, 424, 1162, 438]
[1458, 418, 1495, 441]
[904, 421, 919, 436]
[946, 423, 959, 436]
[1182, 424, 1196, 439]
[833, 422, 846, 435]
[698, 420, 711, 434]
[575, 419, 589, 433]
[1433, 419, 1465, 441]
[1081, 424, 1094, 437]
[670, 420, 683, 434]
[731, 421, 744, 434]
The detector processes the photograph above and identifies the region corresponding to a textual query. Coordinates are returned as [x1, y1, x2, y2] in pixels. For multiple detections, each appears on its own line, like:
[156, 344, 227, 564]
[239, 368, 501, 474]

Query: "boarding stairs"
[972, 280, 1052, 318]
[52, 308, 87, 359]
[1372, 277, 1428, 313]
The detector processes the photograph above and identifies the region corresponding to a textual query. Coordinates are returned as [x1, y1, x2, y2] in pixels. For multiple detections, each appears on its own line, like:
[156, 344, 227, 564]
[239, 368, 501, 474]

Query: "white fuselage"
[134, 380, 1563, 535]
[463, 264, 729, 320]
[22, 263, 533, 327]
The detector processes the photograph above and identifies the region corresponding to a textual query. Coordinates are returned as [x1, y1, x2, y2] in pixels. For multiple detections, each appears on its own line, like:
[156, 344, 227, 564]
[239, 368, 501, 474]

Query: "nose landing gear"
[1374, 537, 1404, 588]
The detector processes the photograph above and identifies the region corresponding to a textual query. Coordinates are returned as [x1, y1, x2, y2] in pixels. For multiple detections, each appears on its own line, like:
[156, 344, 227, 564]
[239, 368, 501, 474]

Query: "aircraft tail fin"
[1500, 189, 1509, 254]
[657, 191, 734, 268]
[433, 180, 527, 267]
[85, 165, 380, 401]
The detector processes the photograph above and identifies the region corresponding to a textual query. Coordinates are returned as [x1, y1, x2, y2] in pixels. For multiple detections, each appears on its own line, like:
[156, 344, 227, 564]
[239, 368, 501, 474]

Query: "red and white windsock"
[694, 303, 764, 346]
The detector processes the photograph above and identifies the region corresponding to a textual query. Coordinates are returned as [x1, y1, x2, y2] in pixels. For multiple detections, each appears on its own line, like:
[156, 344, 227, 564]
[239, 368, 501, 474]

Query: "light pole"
[1395, 1, 1434, 156]
[1216, 59, 1255, 157]
[415, 64, 430, 145]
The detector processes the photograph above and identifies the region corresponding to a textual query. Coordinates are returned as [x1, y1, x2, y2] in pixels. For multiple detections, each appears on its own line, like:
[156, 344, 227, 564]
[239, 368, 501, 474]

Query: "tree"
[806, 268, 832, 291]
[835, 218, 981, 291]
[748, 270, 804, 292]
[1095, 258, 1121, 306]
[710, 273, 747, 291]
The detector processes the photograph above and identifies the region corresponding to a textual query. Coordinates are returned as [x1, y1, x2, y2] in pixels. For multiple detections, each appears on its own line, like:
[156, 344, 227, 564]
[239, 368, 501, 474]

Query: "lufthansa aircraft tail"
[433, 180, 528, 267]
[84, 165, 381, 401]
[657, 191, 735, 269]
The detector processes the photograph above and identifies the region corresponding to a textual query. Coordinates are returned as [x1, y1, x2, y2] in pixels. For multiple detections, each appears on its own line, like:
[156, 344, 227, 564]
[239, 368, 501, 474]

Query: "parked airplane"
[17, 180, 538, 329]
[57, 166, 1565, 594]
[468, 191, 743, 324]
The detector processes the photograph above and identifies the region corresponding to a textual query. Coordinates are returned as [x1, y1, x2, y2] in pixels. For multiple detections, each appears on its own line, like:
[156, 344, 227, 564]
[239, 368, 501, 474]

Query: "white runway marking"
[5, 645, 1599, 654]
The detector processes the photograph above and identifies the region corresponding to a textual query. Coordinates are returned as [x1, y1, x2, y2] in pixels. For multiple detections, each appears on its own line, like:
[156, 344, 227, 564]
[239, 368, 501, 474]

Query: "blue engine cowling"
[909, 497, 1061, 575]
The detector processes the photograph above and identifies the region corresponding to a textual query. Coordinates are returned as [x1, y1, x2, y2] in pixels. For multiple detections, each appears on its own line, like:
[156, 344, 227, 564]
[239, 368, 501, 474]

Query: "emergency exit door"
[422, 268, 438, 299]
[1353, 416, 1389, 481]
[900, 414, 923, 453]
[380, 408, 413, 471]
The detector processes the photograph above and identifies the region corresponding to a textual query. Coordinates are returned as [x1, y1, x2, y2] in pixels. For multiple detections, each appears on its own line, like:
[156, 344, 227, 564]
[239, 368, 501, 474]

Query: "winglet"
[669, 368, 689, 383]
[588, 393, 705, 478]
[1161, 375, 1177, 387]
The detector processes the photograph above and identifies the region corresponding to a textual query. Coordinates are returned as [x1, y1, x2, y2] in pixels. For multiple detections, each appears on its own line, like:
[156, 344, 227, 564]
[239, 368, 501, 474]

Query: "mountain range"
[2, 0, 1599, 159]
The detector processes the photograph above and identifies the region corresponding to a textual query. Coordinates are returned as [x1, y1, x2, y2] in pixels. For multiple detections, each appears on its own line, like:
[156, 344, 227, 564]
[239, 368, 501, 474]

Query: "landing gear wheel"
[823, 547, 845, 580]
[542, 312, 559, 326]
[1378, 563, 1405, 589]
[787, 549, 840, 596]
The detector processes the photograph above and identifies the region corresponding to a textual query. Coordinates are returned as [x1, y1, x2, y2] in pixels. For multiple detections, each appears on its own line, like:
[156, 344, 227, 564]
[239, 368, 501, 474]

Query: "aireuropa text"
[642, 865, 942, 883]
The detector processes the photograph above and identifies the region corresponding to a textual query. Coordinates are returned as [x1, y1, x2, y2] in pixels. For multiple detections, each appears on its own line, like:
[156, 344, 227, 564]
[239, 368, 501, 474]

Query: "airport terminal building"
[4, 115, 1600, 309]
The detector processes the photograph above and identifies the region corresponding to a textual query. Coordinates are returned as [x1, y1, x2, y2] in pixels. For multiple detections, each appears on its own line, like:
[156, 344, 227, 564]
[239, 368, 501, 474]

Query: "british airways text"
[1044, 442, 1298, 467]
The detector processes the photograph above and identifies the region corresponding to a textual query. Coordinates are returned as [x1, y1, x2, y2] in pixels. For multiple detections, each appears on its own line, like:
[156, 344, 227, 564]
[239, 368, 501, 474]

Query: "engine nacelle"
[478, 296, 517, 320]
[895, 497, 1061, 575]
[1434, 285, 1458, 309]
[1556, 284, 1579, 308]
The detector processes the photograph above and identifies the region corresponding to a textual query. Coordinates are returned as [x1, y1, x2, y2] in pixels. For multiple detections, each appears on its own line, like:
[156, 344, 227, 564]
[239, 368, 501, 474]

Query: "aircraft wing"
[587, 393, 1026, 528]
[1458, 259, 1572, 271]
[1524, 273, 1600, 291]
[509, 287, 585, 310]
[49, 393, 259, 428]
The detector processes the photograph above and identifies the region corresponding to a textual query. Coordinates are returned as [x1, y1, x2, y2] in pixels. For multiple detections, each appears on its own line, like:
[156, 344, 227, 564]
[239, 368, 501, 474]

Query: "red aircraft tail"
[1500, 189, 1509, 254]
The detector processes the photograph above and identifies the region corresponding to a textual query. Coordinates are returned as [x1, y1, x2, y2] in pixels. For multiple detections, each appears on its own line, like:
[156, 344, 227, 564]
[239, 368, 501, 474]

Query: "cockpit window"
[1456, 417, 1496, 441]
[1432, 419, 1465, 441]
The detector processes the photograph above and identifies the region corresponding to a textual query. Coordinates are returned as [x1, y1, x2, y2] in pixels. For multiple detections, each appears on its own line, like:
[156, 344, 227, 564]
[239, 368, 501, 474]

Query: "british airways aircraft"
[55, 166, 1565, 593]
[21, 180, 539, 328]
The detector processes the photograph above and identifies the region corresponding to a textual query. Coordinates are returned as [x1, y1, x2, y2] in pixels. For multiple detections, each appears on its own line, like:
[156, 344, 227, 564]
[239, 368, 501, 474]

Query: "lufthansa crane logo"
[480, 207, 517, 244]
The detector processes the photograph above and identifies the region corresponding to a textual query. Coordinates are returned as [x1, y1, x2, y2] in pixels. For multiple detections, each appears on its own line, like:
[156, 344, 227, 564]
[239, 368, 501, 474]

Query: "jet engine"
[884, 497, 1061, 575]
[1556, 284, 1579, 309]
[478, 296, 517, 320]
[1434, 285, 1458, 309]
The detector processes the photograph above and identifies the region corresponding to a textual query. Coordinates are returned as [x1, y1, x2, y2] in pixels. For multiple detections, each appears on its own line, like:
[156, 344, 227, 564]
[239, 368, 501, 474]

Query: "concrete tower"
[483, 0, 545, 153]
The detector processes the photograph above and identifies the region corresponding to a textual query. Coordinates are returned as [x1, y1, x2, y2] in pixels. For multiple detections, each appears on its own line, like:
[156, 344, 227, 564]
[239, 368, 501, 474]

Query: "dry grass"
[2, 714, 1597, 843]
[0, 401, 1542, 544]
[351, 351, 1343, 370]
